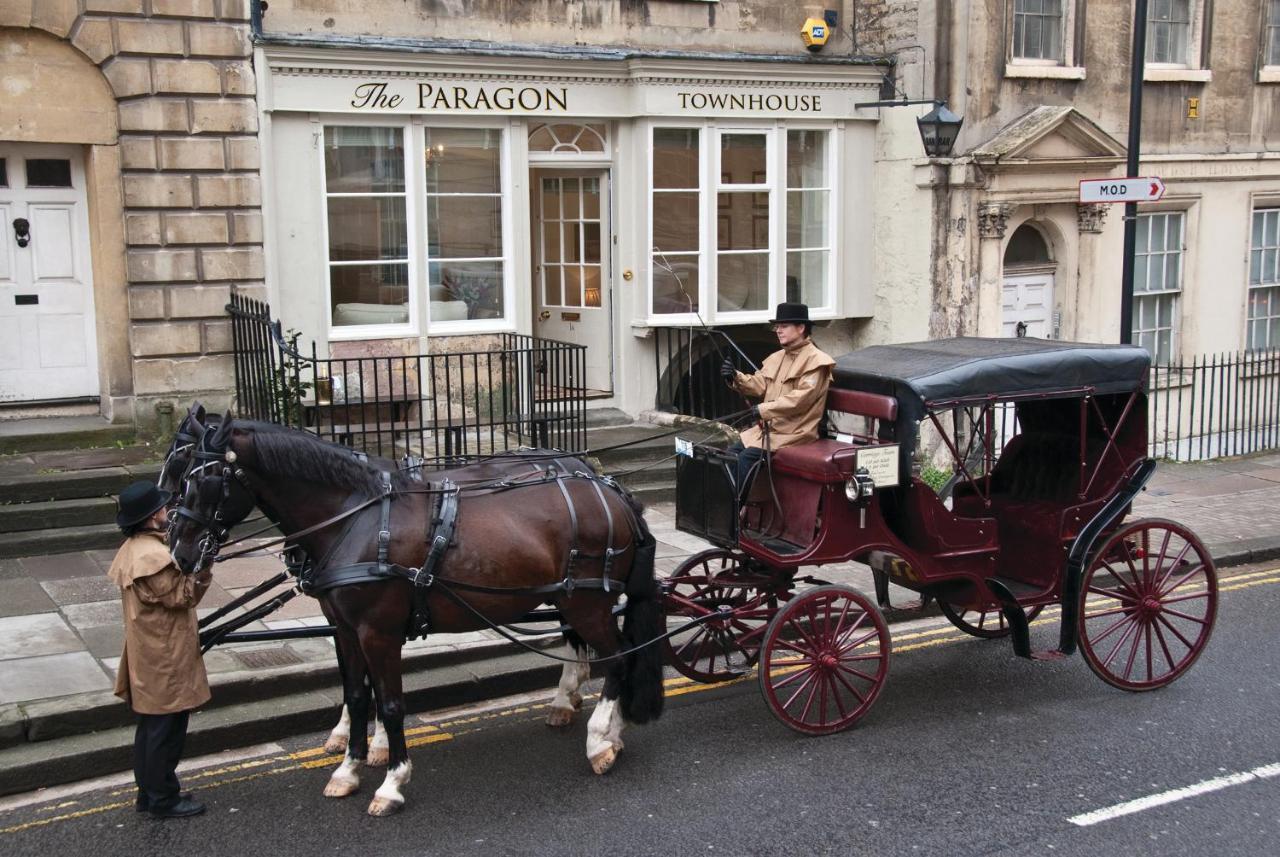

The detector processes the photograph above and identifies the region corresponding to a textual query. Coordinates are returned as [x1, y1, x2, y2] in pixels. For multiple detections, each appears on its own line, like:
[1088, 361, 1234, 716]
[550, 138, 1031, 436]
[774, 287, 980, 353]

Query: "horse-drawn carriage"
[663, 337, 1217, 734]
[160, 335, 1215, 814]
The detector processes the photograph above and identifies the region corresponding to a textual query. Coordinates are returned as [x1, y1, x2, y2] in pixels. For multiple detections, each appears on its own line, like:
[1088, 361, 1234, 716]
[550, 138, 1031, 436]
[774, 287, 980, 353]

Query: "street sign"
[1079, 177, 1166, 204]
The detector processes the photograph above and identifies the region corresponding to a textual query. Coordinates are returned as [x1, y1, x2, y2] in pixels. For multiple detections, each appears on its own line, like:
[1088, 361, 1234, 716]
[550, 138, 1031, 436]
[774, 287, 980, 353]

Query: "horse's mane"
[243, 421, 383, 495]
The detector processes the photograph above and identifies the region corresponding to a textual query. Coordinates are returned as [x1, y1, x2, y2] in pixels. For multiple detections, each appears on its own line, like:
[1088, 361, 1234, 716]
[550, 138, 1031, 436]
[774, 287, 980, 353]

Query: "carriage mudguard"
[1056, 457, 1158, 656]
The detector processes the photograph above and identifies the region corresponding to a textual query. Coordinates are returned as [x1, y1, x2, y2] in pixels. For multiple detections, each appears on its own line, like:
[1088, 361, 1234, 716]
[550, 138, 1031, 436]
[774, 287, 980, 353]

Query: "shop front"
[257, 44, 883, 414]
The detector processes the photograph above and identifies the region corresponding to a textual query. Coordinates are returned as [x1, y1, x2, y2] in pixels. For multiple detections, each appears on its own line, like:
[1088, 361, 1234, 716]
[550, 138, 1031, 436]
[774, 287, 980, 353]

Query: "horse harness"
[297, 456, 648, 640]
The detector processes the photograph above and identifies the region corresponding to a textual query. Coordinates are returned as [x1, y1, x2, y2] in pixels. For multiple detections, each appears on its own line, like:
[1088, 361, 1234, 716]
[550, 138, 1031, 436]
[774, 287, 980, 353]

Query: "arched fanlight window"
[1004, 223, 1053, 266]
[528, 122, 608, 155]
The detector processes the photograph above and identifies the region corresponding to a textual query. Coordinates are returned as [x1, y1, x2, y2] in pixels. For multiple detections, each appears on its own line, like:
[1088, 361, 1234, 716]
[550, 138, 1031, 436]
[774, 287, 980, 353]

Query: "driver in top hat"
[721, 302, 836, 490]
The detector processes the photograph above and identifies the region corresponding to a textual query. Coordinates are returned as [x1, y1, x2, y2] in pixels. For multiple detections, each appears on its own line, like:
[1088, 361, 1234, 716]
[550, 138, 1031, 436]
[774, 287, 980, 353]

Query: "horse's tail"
[619, 510, 665, 725]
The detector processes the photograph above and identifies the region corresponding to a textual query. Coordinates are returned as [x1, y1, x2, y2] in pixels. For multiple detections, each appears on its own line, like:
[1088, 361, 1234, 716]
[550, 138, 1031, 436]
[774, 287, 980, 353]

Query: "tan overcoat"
[731, 339, 836, 449]
[107, 531, 212, 715]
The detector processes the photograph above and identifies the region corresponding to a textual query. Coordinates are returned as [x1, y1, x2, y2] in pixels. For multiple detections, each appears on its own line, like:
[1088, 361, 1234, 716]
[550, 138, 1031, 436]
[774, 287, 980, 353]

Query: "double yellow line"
[4, 566, 1277, 836]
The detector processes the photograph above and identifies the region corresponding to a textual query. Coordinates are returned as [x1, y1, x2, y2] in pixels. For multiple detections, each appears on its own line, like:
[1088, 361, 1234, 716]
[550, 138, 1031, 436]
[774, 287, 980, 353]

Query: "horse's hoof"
[590, 745, 619, 775]
[367, 796, 404, 817]
[323, 736, 348, 755]
[367, 745, 389, 767]
[545, 706, 575, 728]
[323, 776, 360, 798]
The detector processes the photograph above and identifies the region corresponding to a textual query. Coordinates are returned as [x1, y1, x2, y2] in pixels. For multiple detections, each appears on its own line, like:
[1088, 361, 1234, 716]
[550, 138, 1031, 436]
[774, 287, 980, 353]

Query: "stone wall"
[0, 0, 264, 426]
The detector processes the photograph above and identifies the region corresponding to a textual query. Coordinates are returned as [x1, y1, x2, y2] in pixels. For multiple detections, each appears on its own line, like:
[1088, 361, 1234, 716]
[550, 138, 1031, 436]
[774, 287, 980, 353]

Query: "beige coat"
[731, 339, 836, 449]
[107, 531, 212, 715]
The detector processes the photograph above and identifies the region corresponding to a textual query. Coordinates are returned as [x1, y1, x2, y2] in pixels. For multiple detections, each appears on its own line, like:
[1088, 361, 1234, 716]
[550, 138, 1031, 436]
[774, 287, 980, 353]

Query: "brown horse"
[167, 418, 664, 815]
[157, 404, 606, 761]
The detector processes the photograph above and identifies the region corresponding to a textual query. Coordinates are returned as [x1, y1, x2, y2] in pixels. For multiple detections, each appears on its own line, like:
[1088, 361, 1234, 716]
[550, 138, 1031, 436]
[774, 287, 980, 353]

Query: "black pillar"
[1119, 0, 1149, 345]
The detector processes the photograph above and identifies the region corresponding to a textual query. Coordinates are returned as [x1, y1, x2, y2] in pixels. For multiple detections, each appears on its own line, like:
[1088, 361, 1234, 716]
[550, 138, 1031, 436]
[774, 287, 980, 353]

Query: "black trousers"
[134, 711, 190, 809]
[727, 442, 765, 498]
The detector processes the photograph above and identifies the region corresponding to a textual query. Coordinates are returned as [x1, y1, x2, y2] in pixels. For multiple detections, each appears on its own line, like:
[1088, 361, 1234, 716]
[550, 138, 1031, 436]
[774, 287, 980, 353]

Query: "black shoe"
[149, 797, 205, 819]
[136, 791, 193, 812]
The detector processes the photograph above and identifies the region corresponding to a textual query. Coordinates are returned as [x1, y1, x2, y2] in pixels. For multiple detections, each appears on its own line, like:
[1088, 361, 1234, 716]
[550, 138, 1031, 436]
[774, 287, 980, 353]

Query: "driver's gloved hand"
[720, 358, 736, 381]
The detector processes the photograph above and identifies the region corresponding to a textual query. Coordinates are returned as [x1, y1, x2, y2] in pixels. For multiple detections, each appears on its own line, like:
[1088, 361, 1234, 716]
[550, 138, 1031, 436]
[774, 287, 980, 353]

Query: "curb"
[0, 537, 1272, 798]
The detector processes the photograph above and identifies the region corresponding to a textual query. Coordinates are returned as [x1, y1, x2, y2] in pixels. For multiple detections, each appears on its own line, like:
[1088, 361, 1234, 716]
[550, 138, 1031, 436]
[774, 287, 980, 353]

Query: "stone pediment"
[969, 106, 1126, 169]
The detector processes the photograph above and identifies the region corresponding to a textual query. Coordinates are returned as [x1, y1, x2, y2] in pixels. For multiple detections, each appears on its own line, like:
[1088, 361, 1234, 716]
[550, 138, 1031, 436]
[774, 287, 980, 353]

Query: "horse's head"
[168, 416, 255, 574]
[158, 401, 219, 496]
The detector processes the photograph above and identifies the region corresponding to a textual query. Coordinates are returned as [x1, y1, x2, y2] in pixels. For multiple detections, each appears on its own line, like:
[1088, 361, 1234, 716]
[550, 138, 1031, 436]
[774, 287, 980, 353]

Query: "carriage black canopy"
[833, 336, 1150, 426]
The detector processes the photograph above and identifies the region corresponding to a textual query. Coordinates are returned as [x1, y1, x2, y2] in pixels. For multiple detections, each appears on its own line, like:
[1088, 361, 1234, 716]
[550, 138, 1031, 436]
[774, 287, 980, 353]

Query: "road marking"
[2, 565, 1276, 836]
[1068, 762, 1280, 826]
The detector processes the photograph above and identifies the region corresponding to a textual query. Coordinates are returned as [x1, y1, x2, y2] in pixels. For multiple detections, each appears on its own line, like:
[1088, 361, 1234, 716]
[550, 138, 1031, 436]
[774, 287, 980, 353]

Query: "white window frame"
[1142, 0, 1212, 82]
[1132, 209, 1187, 364]
[1005, 0, 1087, 80]
[319, 119, 419, 342]
[318, 118, 517, 341]
[421, 119, 516, 336]
[645, 120, 838, 326]
[1261, 0, 1280, 82]
[1247, 206, 1280, 350]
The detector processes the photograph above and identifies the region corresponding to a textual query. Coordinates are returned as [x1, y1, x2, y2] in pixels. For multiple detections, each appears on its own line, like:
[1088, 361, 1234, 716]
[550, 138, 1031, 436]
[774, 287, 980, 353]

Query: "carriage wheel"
[1078, 519, 1217, 692]
[758, 585, 890, 736]
[938, 601, 1045, 639]
[660, 549, 786, 684]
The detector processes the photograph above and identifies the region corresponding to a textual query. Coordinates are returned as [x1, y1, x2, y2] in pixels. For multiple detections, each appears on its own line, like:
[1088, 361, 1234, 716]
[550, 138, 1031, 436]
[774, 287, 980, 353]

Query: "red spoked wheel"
[938, 601, 1045, 638]
[660, 549, 788, 684]
[758, 585, 891, 736]
[1079, 519, 1217, 691]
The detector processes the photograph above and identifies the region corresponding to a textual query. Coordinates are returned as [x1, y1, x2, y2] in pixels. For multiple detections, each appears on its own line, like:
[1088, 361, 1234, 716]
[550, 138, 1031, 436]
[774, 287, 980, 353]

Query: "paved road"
[2, 565, 1277, 857]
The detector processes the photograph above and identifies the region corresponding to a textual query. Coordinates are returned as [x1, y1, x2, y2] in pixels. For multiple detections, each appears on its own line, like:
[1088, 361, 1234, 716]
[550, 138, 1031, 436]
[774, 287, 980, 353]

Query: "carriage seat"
[771, 440, 859, 483]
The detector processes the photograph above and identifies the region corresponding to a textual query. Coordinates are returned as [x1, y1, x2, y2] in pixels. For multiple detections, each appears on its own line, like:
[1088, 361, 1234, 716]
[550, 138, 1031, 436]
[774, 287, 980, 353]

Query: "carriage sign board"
[1078, 177, 1166, 203]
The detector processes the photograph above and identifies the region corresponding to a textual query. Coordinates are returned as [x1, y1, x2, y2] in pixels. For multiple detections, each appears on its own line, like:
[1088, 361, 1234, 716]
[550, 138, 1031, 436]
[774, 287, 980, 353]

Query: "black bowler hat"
[116, 480, 172, 530]
[770, 302, 811, 324]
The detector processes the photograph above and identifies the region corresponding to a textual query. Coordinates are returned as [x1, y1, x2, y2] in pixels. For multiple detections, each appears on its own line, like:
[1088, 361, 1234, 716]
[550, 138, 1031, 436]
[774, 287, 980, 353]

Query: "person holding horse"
[721, 302, 836, 493]
[107, 480, 213, 819]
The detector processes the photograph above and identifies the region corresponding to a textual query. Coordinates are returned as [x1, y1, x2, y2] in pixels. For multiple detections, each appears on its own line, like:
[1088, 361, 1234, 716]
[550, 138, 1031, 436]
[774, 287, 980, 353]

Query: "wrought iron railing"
[227, 293, 586, 459]
[1149, 350, 1280, 462]
[653, 326, 771, 420]
[652, 328, 1280, 463]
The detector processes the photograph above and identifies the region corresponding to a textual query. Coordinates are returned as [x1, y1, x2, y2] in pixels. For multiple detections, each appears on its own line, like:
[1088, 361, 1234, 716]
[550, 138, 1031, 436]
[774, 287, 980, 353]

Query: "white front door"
[0, 144, 99, 403]
[532, 170, 612, 393]
[1001, 272, 1055, 339]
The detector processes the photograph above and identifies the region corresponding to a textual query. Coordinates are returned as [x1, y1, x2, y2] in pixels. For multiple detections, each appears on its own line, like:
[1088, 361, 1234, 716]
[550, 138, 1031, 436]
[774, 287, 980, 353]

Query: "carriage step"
[748, 535, 807, 557]
[986, 576, 1047, 599]
[985, 578, 1035, 659]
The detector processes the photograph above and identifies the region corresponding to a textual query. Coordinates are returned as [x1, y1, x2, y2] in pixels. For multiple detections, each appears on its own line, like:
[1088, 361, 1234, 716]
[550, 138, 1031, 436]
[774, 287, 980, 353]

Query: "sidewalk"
[2, 453, 1279, 795]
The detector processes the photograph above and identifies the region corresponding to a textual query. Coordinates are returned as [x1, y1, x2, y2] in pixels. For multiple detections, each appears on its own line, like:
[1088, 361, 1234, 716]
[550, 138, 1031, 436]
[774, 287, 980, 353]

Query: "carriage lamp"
[916, 103, 964, 158]
[845, 466, 876, 503]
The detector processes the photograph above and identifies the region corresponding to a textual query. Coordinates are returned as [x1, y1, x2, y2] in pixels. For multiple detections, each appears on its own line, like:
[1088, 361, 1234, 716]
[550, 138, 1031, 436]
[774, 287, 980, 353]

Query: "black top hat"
[116, 480, 172, 530]
[770, 302, 811, 324]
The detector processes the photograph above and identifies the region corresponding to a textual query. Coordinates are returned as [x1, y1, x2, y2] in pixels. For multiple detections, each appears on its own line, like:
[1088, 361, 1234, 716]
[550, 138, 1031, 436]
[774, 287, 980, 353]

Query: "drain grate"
[236, 648, 304, 670]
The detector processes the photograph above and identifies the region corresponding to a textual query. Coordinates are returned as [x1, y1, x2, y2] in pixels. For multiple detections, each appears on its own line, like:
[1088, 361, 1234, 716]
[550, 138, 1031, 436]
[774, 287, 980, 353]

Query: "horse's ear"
[188, 400, 206, 427]
[211, 415, 234, 449]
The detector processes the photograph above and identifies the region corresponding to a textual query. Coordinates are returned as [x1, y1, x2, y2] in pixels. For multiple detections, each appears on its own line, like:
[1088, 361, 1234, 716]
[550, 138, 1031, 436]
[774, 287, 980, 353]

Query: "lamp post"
[1119, 0, 1149, 345]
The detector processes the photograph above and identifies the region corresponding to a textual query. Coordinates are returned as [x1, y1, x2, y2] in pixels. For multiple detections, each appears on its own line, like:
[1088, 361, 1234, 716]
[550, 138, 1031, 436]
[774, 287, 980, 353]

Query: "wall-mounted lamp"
[855, 98, 965, 159]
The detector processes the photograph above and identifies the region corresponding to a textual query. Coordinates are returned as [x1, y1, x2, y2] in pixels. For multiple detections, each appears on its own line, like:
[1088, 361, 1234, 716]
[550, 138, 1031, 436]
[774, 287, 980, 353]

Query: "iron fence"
[651, 328, 1280, 463]
[1149, 350, 1280, 462]
[227, 293, 586, 459]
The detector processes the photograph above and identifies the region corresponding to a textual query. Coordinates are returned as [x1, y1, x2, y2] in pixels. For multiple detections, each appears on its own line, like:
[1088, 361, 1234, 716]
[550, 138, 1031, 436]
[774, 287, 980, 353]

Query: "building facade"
[0, 0, 263, 426]
[910, 0, 1280, 362]
[3, 1, 1277, 430]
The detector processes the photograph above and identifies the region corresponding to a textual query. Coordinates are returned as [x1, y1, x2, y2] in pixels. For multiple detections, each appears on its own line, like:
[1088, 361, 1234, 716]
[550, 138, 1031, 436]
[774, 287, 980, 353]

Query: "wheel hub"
[819, 652, 839, 670]
[1140, 596, 1163, 617]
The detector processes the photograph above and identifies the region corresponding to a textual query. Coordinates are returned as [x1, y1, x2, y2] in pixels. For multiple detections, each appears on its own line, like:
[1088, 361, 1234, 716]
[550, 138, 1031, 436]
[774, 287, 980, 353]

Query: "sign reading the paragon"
[351, 82, 571, 112]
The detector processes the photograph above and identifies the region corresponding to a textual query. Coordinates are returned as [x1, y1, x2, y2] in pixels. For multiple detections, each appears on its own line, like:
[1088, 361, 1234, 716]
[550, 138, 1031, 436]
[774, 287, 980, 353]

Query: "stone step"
[0, 416, 135, 456]
[0, 497, 117, 534]
[583, 407, 632, 428]
[0, 522, 122, 559]
[0, 466, 142, 504]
